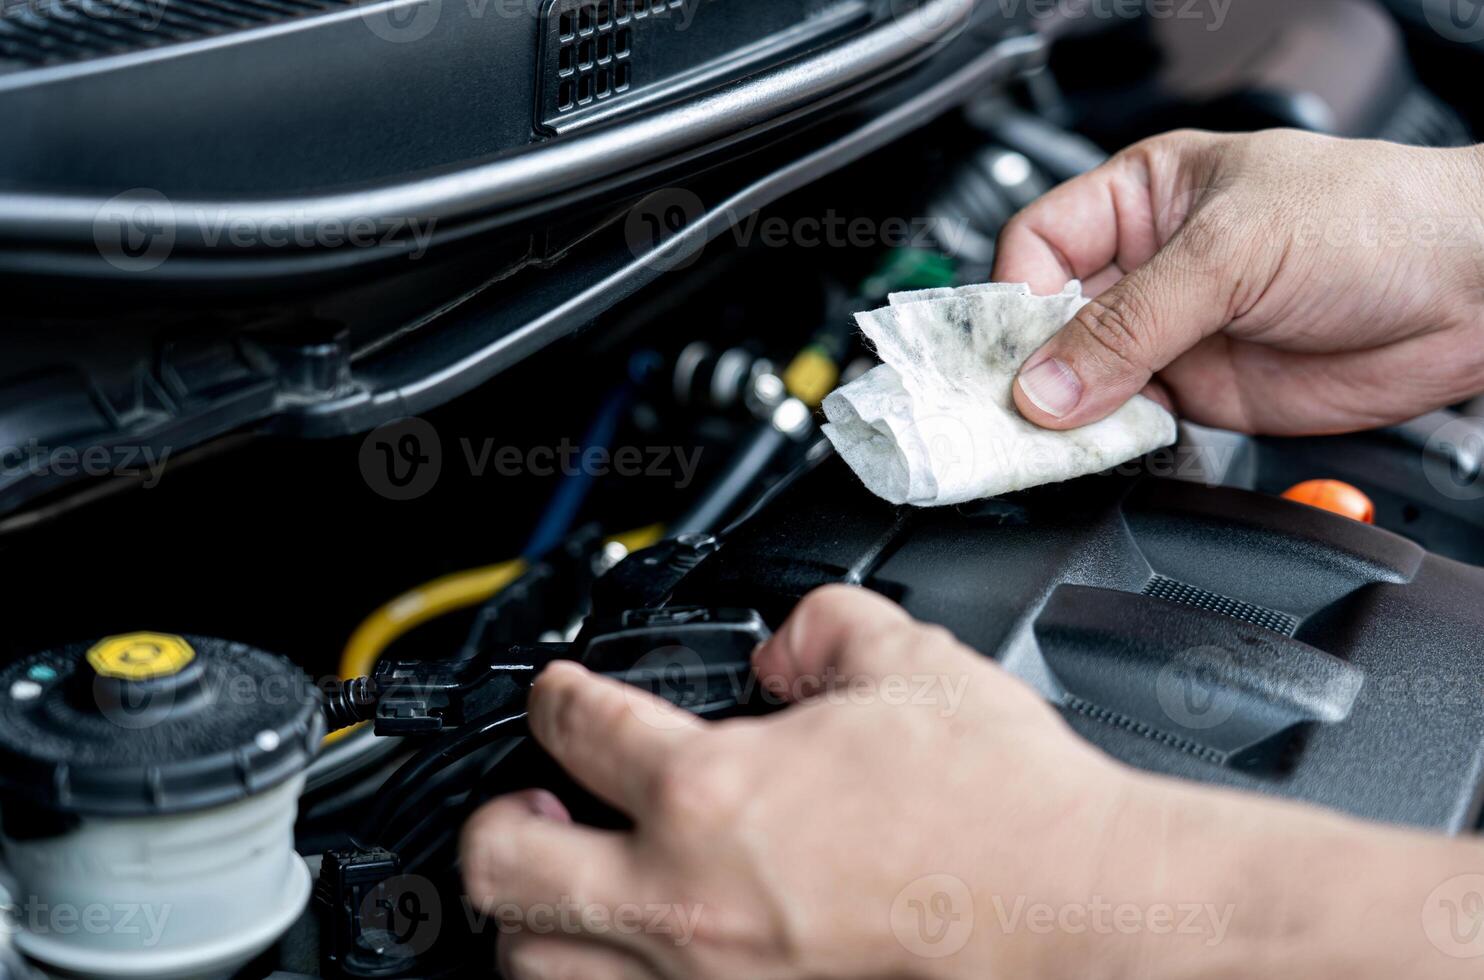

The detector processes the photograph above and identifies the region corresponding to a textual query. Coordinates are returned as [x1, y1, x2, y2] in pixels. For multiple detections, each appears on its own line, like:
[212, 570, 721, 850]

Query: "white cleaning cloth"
[821, 281, 1176, 506]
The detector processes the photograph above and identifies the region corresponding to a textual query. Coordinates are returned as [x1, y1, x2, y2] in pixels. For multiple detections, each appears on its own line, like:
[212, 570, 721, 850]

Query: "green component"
[26, 664, 57, 683]
[859, 248, 957, 302]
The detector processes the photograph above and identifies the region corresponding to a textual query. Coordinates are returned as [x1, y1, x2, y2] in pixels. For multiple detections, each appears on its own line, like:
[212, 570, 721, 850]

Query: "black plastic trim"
[279, 31, 1045, 436]
[0, 0, 979, 277]
[0, 31, 1044, 517]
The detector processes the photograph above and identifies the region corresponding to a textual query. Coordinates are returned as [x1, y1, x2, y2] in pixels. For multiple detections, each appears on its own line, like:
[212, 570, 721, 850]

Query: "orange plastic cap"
[1281, 479, 1375, 524]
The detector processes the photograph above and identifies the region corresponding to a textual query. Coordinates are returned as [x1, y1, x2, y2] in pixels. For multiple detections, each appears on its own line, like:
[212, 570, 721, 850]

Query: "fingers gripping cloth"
[821, 282, 1177, 506]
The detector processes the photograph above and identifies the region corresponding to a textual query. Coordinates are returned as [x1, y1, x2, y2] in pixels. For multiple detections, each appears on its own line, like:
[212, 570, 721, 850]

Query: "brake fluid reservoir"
[0, 633, 322, 979]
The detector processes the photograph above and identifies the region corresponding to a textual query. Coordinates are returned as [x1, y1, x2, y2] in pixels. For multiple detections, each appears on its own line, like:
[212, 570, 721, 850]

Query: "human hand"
[461, 585, 1484, 979]
[996, 129, 1484, 435]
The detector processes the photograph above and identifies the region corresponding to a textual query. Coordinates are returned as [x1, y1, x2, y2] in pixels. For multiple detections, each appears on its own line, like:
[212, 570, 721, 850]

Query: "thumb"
[750, 585, 917, 701]
[1012, 243, 1233, 429]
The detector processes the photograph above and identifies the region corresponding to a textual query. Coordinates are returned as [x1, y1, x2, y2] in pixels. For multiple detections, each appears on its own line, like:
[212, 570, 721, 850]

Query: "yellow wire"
[325, 524, 665, 744]
[607, 522, 665, 555]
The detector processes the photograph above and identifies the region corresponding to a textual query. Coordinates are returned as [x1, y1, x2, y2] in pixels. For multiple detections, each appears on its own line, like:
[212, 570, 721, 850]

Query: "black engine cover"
[667, 456, 1484, 832]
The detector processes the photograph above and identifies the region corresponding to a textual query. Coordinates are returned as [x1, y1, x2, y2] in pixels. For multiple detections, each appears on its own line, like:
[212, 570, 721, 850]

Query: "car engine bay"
[2, 0, 1484, 977]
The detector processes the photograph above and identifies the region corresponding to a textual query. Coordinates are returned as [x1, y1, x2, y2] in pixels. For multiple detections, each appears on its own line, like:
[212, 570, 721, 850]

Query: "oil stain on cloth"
[822, 281, 1176, 506]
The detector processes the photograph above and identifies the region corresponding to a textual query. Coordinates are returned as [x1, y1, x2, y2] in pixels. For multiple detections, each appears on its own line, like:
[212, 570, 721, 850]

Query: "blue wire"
[521, 353, 659, 560]
[521, 385, 627, 560]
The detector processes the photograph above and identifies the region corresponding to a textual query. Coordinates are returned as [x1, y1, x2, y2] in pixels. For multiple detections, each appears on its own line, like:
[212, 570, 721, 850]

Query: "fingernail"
[1017, 357, 1082, 418]
[523, 789, 570, 822]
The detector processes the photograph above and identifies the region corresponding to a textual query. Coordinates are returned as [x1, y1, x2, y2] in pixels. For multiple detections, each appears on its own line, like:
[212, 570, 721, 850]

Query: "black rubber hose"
[720, 437, 833, 539]
[387, 737, 524, 859]
[322, 675, 379, 733]
[670, 422, 791, 537]
[358, 712, 530, 846]
[968, 99, 1108, 182]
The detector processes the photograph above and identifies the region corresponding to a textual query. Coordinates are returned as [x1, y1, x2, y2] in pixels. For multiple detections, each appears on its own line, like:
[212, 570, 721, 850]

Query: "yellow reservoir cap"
[87, 632, 197, 681]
